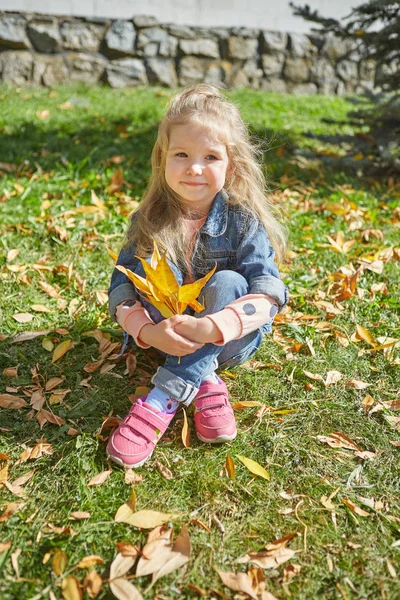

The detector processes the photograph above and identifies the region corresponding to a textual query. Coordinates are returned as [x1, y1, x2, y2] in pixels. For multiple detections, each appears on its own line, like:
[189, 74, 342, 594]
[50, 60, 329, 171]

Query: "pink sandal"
[193, 379, 237, 443]
[107, 398, 176, 468]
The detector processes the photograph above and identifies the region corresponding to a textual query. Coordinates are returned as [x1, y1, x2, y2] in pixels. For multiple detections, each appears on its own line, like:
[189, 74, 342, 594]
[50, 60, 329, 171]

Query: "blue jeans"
[134, 266, 266, 406]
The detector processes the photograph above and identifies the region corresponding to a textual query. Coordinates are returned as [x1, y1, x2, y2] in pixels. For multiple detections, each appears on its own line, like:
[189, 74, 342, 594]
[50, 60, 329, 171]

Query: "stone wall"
[0, 11, 379, 94]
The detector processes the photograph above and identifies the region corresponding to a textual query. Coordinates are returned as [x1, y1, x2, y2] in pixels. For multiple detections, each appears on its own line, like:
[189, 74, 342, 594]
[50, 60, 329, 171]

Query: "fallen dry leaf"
[83, 570, 103, 599]
[283, 563, 301, 582]
[237, 533, 297, 570]
[52, 340, 74, 364]
[0, 394, 28, 409]
[61, 575, 82, 600]
[317, 432, 362, 452]
[236, 455, 270, 481]
[45, 376, 65, 391]
[114, 507, 180, 529]
[154, 460, 173, 480]
[225, 453, 235, 479]
[110, 577, 144, 600]
[70, 511, 91, 520]
[52, 548, 67, 575]
[76, 555, 104, 569]
[346, 379, 370, 390]
[87, 470, 112, 487]
[124, 469, 143, 485]
[342, 498, 371, 517]
[2, 366, 18, 378]
[136, 526, 174, 576]
[0, 502, 24, 523]
[151, 525, 191, 585]
[13, 312, 34, 323]
[0, 541, 12, 553]
[181, 408, 190, 448]
[115, 542, 140, 558]
[218, 571, 258, 600]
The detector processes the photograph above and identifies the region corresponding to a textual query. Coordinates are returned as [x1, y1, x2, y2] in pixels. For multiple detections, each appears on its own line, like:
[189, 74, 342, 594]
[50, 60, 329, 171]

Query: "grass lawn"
[0, 85, 399, 600]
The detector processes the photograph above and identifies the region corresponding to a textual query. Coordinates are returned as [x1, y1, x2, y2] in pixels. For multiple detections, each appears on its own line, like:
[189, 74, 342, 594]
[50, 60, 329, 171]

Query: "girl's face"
[165, 122, 230, 215]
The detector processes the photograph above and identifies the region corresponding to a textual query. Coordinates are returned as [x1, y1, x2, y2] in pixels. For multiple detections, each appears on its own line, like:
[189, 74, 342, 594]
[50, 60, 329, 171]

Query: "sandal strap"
[122, 403, 170, 442]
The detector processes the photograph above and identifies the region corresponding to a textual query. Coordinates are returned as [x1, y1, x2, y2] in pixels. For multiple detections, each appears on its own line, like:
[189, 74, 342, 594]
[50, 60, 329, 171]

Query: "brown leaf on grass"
[236, 533, 297, 570]
[0, 541, 12, 553]
[342, 498, 371, 517]
[317, 432, 362, 452]
[114, 507, 180, 529]
[21, 440, 53, 461]
[61, 575, 82, 600]
[154, 460, 173, 480]
[36, 408, 66, 428]
[83, 359, 105, 373]
[76, 555, 104, 569]
[115, 543, 141, 558]
[0, 463, 9, 484]
[217, 571, 258, 600]
[3, 366, 18, 378]
[362, 394, 375, 412]
[232, 400, 263, 410]
[181, 408, 190, 448]
[83, 571, 103, 599]
[52, 340, 74, 363]
[110, 577, 144, 600]
[38, 280, 62, 299]
[325, 370, 343, 387]
[45, 376, 65, 391]
[151, 525, 191, 585]
[225, 453, 235, 479]
[70, 511, 91, 520]
[0, 453, 10, 460]
[31, 304, 53, 313]
[136, 526, 174, 576]
[283, 564, 302, 582]
[0, 394, 28, 409]
[87, 470, 112, 487]
[124, 469, 143, 485]
[355, 325, 377, 347]
[346, 379, 370, 390]
[126, 353, 137, 377]
[110, 552, 136, 579]
[52, 548, 67, 575]
[12, 471, 35, 487]
[13, 313, 34, 323]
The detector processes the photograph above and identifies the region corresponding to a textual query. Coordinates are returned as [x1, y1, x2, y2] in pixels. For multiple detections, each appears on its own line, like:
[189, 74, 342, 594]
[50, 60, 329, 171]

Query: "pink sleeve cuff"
[116, 302, 155, 349]
[205, 294, 278, 345]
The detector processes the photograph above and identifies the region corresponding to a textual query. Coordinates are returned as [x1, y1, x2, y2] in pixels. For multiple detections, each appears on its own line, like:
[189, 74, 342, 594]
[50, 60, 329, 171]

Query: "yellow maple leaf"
[115, 241, 216, 317]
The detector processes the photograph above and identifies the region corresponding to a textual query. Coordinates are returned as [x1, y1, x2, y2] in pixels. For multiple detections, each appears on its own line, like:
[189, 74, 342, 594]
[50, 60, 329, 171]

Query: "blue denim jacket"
[108, 191, 288, 323]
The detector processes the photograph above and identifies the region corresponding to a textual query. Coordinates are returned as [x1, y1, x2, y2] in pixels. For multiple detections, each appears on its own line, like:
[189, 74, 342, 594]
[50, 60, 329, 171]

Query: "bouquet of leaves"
[116, 242, 216, 317]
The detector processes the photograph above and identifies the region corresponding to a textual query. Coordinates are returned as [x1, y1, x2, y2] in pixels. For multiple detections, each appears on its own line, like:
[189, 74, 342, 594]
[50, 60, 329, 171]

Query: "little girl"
[107, 84, 288, 468]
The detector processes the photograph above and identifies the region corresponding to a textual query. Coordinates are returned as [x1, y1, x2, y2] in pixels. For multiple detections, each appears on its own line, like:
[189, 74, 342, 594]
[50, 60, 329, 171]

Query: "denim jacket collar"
[201, 191, 228, 237]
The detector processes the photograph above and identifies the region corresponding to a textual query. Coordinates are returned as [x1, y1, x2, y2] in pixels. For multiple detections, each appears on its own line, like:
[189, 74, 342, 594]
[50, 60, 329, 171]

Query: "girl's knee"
[208, 270, 248, 293]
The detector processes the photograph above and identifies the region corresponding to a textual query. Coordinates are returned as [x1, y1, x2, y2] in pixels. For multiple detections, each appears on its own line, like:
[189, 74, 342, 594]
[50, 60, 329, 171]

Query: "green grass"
[0, 85, 399, 600]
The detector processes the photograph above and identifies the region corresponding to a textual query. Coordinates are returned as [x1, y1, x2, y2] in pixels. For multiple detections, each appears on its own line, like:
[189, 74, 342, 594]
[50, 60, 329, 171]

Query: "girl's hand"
[174, 316, 222, 344]
[139, 315, 205, 356]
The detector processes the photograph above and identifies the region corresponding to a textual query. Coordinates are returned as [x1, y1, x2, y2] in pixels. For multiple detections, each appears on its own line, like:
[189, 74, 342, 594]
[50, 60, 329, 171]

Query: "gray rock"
[137, 27, 169, 46]
[359, 59, 375, 82]
[288, 33, 316, 57]
[261, 53, 284, 77]
[0, 14, 30, 49]
[261, 78, 287, 93]
[146, 57, 177, 87]
[33, 55, 67, 85]
[232, 69, 250, 88]
[0, 50, 33, 84]
[60, 20, 104, 51]
[283, 57, 310, 83]
[204, 60, 232, 85]
[179, 56, 209, 85]
[227, 36, 258, 60]
[133, 15, 159, 28]
[105, 58, 147, 87]
[336, 60, 358, 82]
[243, 59, 263, 80]
[180, 38, 219, 59]
[27, 18, 61, 53]
[65, 52, 107, 83]
[321, 33, 351, 61]
[167, 24, 196, 39]
[289, 82, 318, 95]
[159, 36, 178, 57]
[230, 27, 259, 38]
[261, 31, 287, 53]
[104, 20, 136, 56]
[310, 58, 335, 83]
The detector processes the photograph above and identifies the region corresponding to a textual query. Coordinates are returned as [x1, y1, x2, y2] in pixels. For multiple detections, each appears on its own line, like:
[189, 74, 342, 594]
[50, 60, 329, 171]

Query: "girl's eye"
[176, 152, 187, 157]
[206, 155, 218, 160]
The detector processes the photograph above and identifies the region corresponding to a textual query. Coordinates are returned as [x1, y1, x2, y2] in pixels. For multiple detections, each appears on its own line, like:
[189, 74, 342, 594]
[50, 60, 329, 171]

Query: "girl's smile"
[165, 122, 230, 214]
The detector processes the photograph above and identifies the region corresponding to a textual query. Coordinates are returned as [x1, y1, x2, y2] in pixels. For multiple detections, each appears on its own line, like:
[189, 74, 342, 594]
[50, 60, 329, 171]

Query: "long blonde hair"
[127, 84, 286, 266]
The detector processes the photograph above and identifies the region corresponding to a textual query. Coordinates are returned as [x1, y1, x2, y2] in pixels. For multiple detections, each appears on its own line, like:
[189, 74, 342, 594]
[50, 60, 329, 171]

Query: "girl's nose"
[186, 163, 203, 175]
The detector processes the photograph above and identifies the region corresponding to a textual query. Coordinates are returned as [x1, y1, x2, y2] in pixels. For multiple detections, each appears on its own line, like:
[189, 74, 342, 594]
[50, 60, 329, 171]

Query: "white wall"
[0, 0, 358, 33]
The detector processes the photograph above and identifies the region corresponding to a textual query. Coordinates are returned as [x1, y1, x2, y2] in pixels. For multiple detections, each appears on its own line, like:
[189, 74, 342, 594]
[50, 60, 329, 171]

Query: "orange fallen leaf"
[52, 340, 74, 363]
[181, 408, 190, 448]
[83, 570, 103, 599]
[76, 555, 104, 569]
[225, 453, 235, 479]
[317, 432, 362, 452]
[87, 470, 112, 487]
[342, 498, 371, 517]
[61, 575, 82, 600]
[52, 548, 67, 575]
[0, 394, 28, 409]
